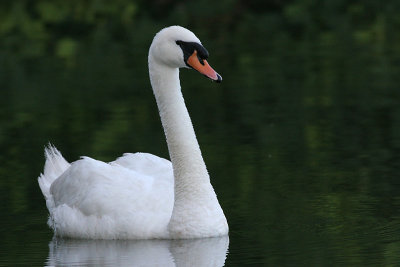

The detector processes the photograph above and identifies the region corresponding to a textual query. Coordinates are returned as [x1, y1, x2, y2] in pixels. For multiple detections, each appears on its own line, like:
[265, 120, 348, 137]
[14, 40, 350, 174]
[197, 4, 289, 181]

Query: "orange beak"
[186, 50, 222, 82]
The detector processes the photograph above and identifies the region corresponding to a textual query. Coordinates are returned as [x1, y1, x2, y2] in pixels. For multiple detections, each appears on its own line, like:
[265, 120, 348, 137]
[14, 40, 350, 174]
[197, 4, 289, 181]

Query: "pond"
[1, 9, 400, 266]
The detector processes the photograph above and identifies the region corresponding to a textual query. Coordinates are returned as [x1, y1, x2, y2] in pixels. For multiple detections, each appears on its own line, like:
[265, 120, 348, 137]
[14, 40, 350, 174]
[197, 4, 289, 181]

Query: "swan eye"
[175, 40, 209, 65]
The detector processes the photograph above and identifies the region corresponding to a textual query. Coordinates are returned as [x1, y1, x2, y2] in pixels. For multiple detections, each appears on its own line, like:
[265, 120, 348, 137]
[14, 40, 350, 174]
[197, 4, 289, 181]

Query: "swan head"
[149, 26, 222, 82]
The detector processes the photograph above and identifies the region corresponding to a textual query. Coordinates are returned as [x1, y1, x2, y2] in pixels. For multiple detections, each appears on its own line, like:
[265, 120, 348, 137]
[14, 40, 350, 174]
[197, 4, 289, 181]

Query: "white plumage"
[38, 26, 228, 239]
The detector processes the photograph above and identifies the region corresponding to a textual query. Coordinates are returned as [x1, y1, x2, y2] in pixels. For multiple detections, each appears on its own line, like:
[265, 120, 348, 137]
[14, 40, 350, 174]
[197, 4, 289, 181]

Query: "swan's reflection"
[45, 235, 229, 267]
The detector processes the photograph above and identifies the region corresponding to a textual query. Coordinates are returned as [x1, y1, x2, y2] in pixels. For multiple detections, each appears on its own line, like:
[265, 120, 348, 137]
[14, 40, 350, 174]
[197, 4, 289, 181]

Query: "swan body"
[38, 26, 228, 239]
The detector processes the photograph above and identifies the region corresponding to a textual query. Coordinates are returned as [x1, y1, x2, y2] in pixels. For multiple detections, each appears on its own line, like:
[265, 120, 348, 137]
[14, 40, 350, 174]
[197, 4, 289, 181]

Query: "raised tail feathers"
[38, 144, 70, 200]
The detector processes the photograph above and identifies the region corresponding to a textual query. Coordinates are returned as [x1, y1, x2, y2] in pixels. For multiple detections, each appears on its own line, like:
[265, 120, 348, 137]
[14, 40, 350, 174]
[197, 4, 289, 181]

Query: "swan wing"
[111, 152, 173, 179]
[48, 155, 174, 239]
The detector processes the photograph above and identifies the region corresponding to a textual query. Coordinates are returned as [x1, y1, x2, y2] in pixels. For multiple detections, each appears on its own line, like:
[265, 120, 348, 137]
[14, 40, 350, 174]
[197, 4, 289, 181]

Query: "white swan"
[38, 25, 228, 239]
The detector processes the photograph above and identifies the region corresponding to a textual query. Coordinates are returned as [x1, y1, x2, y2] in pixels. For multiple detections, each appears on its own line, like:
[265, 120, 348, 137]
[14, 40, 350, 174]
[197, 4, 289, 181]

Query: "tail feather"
[38, 144, 70, 200]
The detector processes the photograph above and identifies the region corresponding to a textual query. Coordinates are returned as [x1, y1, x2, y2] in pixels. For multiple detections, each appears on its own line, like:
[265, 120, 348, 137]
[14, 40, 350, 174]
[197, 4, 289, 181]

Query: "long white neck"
[149, 61, 210, 190]
[149, 56, 228, 238]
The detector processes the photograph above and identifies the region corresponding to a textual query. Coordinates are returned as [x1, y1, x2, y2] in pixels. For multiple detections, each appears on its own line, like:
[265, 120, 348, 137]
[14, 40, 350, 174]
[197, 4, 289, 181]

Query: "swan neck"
[149, 61, 210, 190]
[148, 53, 227, 238]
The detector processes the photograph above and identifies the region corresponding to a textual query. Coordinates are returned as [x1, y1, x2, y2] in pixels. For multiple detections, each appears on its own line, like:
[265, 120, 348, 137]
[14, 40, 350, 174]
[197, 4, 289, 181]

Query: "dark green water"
[1, 1, 400, 266]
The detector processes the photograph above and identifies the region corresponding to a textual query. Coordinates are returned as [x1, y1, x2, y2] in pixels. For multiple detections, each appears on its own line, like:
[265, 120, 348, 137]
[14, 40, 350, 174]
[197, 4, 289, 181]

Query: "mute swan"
[38, 26, 228, 239]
